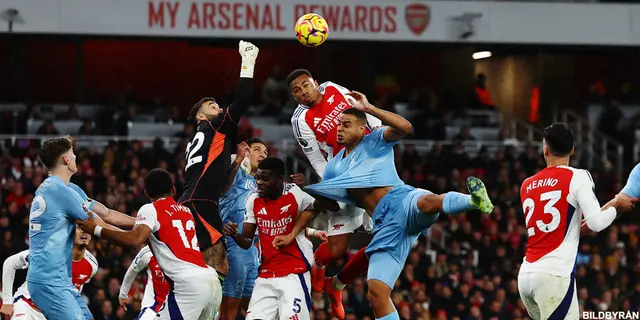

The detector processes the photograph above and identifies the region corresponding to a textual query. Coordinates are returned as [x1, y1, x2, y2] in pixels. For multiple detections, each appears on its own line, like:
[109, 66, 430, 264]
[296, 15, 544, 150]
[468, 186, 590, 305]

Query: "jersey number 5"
[522, 190, 562, 237]
[185, 132, 205, 170]
[172, 220, 200, 251]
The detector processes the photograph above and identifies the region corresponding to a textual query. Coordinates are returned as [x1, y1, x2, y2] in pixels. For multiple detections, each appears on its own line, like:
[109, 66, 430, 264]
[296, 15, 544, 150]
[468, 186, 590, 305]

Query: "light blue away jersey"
[305, 126, 404, 205]
[27, 176, 94, 287]
[219, 169, 257, 234]
[621, 162, 640, 198]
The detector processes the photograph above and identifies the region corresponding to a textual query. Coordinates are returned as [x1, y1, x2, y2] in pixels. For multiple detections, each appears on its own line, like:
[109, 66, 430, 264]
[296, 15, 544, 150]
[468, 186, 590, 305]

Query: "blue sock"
[443, 192, 473, 214]
[376, 310, 400, 320]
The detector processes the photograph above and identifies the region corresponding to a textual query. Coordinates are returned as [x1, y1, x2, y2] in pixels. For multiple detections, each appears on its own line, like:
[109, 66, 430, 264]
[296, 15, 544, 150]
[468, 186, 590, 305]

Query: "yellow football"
[295, 13, 329, 47]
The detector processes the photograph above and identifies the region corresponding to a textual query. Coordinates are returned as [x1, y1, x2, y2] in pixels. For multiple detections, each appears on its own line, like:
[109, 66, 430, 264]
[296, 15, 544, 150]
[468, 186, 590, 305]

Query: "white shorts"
[139, 282, 169, 320]
[165, 269, 222, 320]
[11, 298, 46, 320]
[518, 272, 578, 320]
[246, 272, 311, 320]
[328, 203, 372, 236]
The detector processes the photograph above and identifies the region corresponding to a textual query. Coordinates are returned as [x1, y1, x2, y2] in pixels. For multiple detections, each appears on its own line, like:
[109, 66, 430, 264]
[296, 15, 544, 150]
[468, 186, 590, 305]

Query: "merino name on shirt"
[525, 178, 559, 193]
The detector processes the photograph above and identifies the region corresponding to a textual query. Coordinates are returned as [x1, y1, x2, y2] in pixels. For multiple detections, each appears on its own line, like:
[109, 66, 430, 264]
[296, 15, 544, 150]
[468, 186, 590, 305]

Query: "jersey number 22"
[185, 132, 205, 170]
[522, 190, 562, 237]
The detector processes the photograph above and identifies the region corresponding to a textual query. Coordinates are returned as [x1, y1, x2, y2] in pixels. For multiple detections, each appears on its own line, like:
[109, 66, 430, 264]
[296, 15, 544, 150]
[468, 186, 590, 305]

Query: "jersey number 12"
[172, 220, 200, 251]
[522, 190, 562, 237]
[185, 132, 205, 170]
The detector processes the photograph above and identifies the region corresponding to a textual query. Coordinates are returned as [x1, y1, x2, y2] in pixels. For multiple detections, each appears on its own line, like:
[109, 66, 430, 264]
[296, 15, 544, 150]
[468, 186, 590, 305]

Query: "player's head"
[39, 136, 77, 173]
[245, 137, 268, 171]
[189, 97, 223, 122]
[144, 168, 176, 200]
[287, 69, 321, 107]
[75, 224, 91, 248]
[255, 157, 285, 199]
[542, 122, 575, 163]
[337, 108, 368, 146]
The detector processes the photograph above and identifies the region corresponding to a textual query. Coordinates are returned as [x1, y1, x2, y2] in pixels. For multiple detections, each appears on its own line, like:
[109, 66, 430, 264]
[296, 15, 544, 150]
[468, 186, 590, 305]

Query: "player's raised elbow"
[398, 120, 413, 137]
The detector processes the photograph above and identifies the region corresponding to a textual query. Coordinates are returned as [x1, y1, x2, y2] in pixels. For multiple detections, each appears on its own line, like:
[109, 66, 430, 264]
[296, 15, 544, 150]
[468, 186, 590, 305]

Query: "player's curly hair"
[39, 136, 73, 170]
[257, 157, 285, 177]
[286, 69, 313, 86]
[144, 168, 174, 199]
[543, 122, 574, 157]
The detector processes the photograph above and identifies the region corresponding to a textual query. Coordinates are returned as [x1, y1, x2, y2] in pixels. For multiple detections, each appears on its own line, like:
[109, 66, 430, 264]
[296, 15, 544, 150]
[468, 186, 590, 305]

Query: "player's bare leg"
[367, 279, 395, 318]
[204, 241, 229, 279]
[416, 177, 493, 216]
[218, 296, 242, 320]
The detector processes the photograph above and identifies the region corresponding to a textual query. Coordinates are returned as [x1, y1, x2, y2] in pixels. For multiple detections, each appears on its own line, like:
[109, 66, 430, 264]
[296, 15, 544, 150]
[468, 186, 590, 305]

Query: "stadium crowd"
[0, 120, 638, 320]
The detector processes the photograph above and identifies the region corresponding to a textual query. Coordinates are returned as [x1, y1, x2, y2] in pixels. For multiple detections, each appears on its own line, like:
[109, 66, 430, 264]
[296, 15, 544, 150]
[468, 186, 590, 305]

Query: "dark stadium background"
[3, 1, 640, 319]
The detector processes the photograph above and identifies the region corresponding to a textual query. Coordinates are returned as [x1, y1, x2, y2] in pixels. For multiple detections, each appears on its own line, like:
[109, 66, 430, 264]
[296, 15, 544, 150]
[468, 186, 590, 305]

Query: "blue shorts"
[223, 238, 259, 298]
[28, 281, 92, 320]
[366, 185, 439, 289]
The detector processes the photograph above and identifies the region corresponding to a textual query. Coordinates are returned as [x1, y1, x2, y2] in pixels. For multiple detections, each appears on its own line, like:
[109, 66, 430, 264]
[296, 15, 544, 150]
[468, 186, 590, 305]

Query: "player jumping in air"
[1, 226, 98, 320]
[304, 92, 494, 320]
[78, 169, 222, 319]
[119, 245, 170, 320]
[222, 157, 339, 320]
[179, 40, 259, 285]
[288, 69, 381, 318]
[517, 122, 637, 320]
[26, 136, 120, 320]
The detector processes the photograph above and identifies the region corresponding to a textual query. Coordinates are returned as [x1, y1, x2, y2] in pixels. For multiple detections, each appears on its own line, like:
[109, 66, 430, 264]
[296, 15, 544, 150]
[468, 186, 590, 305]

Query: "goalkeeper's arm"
[227, 41, 259, 123]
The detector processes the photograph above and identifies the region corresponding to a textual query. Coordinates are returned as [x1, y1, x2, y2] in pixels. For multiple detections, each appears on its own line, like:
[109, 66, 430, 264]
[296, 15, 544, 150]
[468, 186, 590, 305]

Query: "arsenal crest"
[405, 4, 430, 36]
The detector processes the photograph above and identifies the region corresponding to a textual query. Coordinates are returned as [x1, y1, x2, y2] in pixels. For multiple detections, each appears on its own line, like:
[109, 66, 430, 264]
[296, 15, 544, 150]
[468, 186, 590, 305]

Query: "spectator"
[472, 73, 496, 110]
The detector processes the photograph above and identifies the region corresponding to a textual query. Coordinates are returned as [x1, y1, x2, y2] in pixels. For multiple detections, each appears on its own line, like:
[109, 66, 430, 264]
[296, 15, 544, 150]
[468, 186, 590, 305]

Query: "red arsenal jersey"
[244, 184, 315, 278]
[72, 251, 99, 292]
[520, 165, 598, 277]
[135, 197, 209, 282]
[292, 81, 382, 177]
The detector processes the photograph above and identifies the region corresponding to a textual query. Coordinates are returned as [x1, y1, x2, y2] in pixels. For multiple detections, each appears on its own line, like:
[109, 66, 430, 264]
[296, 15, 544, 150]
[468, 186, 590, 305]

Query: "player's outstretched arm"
[119, 247, 151, 308]
[347, 91, 412, 142]
[1, 250, 28, 312]
[78, 212, 152, 247]
[226, 41, 259, 123]
[90, 199, 135, 229]
[575, 171, 637, 232]
[223, 222, 256, 250]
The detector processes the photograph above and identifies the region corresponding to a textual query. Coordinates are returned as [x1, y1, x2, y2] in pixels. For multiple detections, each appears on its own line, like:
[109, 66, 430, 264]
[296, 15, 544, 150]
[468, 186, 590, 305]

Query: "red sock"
[314, 242, 335, 267]
[336, 247, 369, 284]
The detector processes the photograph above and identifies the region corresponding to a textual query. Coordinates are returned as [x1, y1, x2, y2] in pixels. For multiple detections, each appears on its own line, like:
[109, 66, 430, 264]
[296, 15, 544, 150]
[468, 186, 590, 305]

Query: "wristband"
[94, 225, 103, 237]
[240, 59, 255, 78]
[306, 228, 316, 238]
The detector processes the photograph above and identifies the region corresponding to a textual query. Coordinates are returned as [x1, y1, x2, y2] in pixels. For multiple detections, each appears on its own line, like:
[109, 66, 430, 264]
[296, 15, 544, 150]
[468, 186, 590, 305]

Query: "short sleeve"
[365, 113, 382, 129]
[67, 184, 96, 210]
[621, 163, 640, 198]
[290, 184, 315, 213]
[61, 186, 90, 221]
[135, 204, 160, 233]
[244, 193, 258, 224]
[365, 126, 400, 150]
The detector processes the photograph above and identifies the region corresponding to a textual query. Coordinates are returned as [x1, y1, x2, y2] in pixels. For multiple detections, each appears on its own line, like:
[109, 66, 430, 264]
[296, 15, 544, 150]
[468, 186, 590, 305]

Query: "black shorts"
[181, 199, 225, 252]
